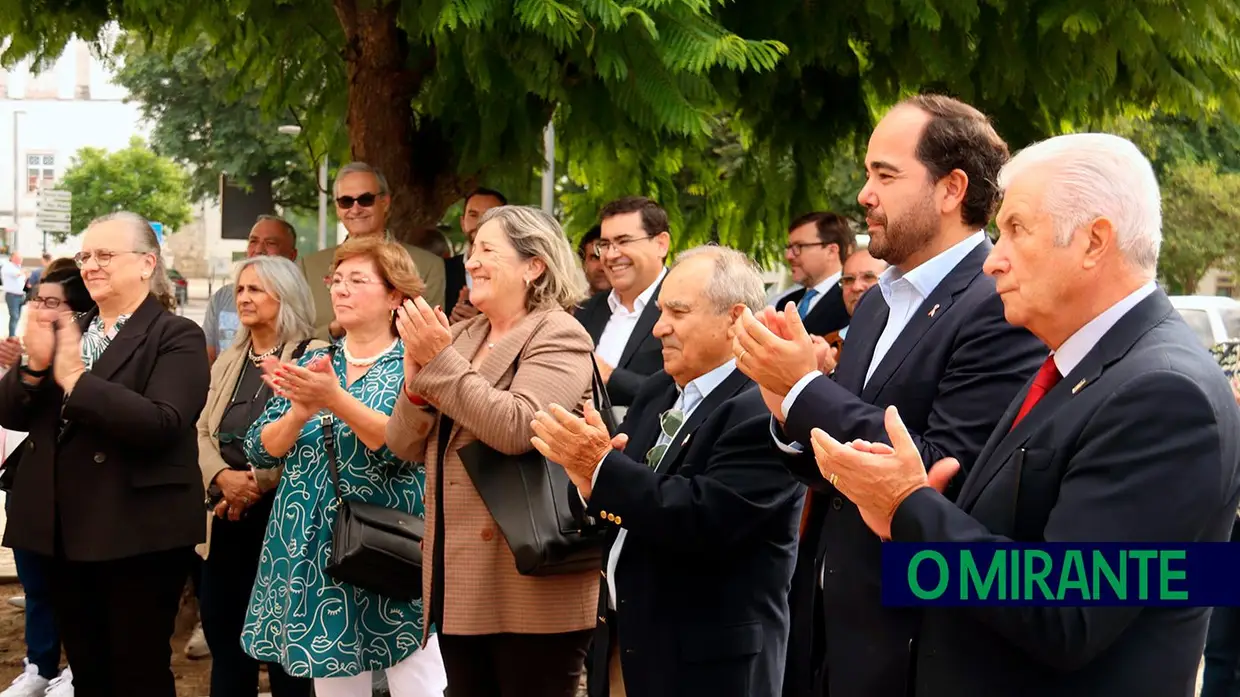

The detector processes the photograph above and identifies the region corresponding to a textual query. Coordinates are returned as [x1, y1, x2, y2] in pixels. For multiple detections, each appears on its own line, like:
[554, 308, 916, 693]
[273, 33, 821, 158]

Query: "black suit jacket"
[574, 279, 665, 406]
[892, 289, 1240, 696]
[443, 253, 467, 315]
[778, 238, 1046, 697]
[583, 370, 805, 697]
[775, 284, 850, 337]
[0, 294, 210, 561]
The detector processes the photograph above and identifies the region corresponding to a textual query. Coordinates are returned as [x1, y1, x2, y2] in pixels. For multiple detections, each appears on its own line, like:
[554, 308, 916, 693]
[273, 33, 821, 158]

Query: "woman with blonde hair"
[387, 205, 598, 696]
[242, 237, 446, 697]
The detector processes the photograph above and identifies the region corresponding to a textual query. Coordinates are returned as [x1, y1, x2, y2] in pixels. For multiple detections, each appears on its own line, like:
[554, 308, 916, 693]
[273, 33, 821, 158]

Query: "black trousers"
[48, 547, 194, 697]
[439, 630, 592, 697]
[200, 496, 311, 697]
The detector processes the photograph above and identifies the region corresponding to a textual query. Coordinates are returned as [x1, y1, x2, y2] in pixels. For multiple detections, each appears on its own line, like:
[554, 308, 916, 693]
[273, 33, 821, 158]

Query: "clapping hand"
[0, 337, 21, 372]
[530, 403, 618, 500]
[732, 303, 818, 421]
[52, 314, 86, 393]
[22, 308, 56, 373]
[270, 354, 340, 416]
[397, 297, 452, 369]
[448, 287, 480, 324]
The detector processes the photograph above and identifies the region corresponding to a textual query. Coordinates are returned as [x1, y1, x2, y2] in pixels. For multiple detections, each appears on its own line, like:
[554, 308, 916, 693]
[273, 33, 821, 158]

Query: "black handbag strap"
[590, 355, 614, 414]
[321, 411, 345, 503]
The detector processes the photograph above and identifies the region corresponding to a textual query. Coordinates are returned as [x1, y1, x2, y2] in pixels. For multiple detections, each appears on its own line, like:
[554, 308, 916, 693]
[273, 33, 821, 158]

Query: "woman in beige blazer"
[195, 255, 323, 697]
[387, 205, 598, 697]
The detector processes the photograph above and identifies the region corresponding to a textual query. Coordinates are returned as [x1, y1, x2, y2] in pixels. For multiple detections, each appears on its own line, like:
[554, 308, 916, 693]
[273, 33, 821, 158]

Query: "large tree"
[108, 35, 321, 213]
[6, 0, 1239, 252]
[58, 137, 193, 241]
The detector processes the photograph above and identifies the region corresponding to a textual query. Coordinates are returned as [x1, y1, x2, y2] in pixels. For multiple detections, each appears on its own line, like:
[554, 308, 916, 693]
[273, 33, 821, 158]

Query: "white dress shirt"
[588, 358, 737, 609]
[780, 231, 987, 422]
[595, 267, 668, 368]
[1051, 282, 1157, 375]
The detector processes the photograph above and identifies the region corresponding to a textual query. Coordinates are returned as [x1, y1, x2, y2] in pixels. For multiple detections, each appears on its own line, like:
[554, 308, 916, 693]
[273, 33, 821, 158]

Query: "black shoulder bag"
[321, 351, 425, 600]
[457, 355, 614, 576]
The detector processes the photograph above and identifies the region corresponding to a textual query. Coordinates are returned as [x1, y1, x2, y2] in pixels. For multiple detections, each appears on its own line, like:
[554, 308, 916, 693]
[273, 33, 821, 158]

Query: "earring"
[524, 278, 531, 288]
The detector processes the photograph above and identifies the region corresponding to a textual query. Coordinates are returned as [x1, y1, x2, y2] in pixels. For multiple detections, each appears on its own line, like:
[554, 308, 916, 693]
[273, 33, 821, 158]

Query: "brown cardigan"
[386, 308, 599, 636]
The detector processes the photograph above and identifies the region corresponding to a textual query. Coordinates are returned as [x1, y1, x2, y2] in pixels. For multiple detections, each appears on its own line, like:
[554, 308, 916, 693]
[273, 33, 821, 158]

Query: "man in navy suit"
[810, 132, 1240, 696]
[771, 212, 856, 337]
[533, 245, 804, 697]
[733, 95, 1046, 697]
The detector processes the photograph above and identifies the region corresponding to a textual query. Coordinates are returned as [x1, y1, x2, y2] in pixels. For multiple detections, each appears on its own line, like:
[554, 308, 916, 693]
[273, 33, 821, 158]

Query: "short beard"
[867, 194, 939, 267]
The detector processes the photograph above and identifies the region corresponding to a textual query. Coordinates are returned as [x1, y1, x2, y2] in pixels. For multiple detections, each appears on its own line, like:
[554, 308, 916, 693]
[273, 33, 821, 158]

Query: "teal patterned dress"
[240, 341, 428, 678]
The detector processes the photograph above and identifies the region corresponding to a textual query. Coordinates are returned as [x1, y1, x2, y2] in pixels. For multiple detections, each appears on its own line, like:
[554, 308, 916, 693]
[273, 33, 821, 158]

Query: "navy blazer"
[574, 281, 665, 406]
[778, 238, 1046, 697]
[583, 370, 805, 697]
[893, 289, 1240, 696]
[774, 284, 850, 338]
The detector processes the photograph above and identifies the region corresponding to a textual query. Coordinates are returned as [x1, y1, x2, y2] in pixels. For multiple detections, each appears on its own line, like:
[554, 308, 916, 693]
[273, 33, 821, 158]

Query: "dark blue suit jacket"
[778, 238, 1046, 697]
[583, 369, 805, 697]
[893, 289, 1240, 696]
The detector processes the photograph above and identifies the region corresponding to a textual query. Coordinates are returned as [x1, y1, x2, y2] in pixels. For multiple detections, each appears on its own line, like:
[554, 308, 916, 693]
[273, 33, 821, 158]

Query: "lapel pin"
[928, 304, 940, 317]
[682, 433, 692, 446]
[1072, 379, 1086, 394]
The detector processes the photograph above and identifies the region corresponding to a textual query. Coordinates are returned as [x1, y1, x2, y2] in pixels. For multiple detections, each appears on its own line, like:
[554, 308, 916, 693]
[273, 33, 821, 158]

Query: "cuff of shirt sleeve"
[781, 370, 822, 420]
[578, 452, 608, 506]
[769, 416, 804, 454]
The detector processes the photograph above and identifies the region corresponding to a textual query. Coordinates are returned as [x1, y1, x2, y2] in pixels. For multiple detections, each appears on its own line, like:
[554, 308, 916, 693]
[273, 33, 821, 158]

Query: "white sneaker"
[184, 623, 210, 659]
[42, 667, 71, 697]
[6, 596, 24, 610]
[0, 660, 49, 697]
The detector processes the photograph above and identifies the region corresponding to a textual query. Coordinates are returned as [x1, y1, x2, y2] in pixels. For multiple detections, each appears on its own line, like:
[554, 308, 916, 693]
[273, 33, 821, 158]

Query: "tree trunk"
[333, 0, 474, 247]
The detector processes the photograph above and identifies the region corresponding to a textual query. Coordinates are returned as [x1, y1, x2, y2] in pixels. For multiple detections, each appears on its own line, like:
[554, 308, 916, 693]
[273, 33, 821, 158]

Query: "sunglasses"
[335, 193, 381, 209]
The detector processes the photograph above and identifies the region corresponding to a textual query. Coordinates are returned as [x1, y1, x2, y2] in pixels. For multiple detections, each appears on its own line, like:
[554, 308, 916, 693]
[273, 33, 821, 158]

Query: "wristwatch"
[18, 356, 48, 377]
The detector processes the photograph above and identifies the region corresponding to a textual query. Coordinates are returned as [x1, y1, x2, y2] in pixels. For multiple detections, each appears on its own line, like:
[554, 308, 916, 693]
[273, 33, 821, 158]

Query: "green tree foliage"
[1156, 159, 1240, 294]
[109, 35, 320, 212]
[6, 0, 1240, 253]
[58, 137, 192, 242]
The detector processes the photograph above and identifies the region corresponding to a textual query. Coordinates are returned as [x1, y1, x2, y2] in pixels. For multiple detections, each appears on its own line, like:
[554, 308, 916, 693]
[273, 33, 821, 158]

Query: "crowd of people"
[0, 91, 1235, 697]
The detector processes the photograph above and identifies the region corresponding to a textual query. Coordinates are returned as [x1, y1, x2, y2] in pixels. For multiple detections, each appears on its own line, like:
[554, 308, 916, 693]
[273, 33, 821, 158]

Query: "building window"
[26, 154, 55, 192]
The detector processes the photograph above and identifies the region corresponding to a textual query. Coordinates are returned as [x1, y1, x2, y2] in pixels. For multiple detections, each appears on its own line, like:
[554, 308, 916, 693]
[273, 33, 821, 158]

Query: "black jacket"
[0, 294, 210, 561]
[574, 280, 665, 406]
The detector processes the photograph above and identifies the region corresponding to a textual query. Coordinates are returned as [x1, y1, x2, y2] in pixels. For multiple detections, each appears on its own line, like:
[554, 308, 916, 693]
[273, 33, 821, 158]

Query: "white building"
[0, 38, 155, 259]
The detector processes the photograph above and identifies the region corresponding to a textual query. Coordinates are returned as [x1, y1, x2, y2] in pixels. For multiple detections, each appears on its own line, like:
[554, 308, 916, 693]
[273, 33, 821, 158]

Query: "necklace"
[343, 336, 400, 367]
[248, 343, 282, 366]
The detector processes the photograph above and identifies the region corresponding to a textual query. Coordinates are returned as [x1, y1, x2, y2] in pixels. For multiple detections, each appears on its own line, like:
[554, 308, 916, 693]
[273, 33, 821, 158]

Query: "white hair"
[333, 162, 390, 198]
[230, 256, 316, 349]
[673, 244, 767, 314]
[998, 133, 1161, 277]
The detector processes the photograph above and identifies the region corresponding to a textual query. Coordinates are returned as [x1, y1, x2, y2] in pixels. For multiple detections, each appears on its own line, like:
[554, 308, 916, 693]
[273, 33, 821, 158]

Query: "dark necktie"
[1010, 355, 1061, 430]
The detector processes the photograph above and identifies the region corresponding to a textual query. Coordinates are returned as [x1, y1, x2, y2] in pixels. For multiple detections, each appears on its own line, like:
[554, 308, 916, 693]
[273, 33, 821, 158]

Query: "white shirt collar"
[878, 231, 986, 302]
[678, 358, 737, 415]
[809, 271, 842, 298]
[608, 267, 668, 314]
[1052, 282, 1158, 377]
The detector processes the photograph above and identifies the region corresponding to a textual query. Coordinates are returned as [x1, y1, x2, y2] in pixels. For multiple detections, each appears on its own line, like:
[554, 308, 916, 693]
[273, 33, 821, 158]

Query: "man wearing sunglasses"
[770, 212, 856, 339]
[299, 162, 446, 341]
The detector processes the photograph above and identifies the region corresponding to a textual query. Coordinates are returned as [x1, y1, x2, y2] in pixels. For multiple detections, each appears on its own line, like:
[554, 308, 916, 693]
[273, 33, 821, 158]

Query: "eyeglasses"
[840, 271, 881, 287]
[29, 296, 63, 309]
[73, 250, 143, 268]
[596, 235, 655, 256]
[335, 193, 381, 209]
[324, 274, 386, 291]
[785, 242, 827, 258]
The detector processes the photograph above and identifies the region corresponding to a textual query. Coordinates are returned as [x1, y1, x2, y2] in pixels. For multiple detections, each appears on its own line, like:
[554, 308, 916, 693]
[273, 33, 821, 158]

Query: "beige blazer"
[386, 309, 599, 636]
[299, 237, 446, 341]
[195, 336, 328, 559]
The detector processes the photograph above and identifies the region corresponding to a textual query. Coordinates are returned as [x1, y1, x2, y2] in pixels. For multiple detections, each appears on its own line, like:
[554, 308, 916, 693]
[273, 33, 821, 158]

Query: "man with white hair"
[809, 132, 1240, 696]
[531, 245, 805, 697]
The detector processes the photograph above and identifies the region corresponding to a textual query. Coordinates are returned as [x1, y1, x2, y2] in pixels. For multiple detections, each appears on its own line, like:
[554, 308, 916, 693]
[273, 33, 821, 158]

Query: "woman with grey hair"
[0, 211, 208, 696]
[195, 255, 322, 697]
[387, 205, 598, 696]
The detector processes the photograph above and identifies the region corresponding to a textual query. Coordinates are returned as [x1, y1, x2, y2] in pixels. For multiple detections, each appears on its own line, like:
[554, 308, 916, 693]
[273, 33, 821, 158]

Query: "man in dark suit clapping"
[810, 132, 1240, 697]
[735, 94, 1047, 697]
[533, 245, 805, 697]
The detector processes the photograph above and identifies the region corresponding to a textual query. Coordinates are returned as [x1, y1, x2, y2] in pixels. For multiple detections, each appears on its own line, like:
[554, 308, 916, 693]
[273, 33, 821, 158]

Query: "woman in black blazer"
[0, 212, 210, 697]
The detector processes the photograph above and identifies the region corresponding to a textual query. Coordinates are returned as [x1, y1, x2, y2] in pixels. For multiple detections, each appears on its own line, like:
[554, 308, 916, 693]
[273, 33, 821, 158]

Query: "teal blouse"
[239, 342, 427, 678]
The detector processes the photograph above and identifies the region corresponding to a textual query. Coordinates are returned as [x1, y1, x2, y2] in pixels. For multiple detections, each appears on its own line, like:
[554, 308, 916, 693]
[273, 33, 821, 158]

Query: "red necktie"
[1011, 355, 1061, 430]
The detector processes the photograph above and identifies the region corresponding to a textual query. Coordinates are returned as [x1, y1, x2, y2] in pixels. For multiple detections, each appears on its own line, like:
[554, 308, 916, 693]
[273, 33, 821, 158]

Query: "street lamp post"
[277, 125, 328, 250]
[12, 110, 24, 254]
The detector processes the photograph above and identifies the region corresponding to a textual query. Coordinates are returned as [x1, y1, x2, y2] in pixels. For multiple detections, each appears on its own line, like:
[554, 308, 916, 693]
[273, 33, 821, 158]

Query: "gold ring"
[828, 472, 839, 487]
[739, 349, 748, 362]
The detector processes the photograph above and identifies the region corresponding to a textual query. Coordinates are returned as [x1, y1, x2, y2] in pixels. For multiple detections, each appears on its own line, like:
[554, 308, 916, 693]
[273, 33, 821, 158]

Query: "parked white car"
[1168, 295, 1240, 348]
